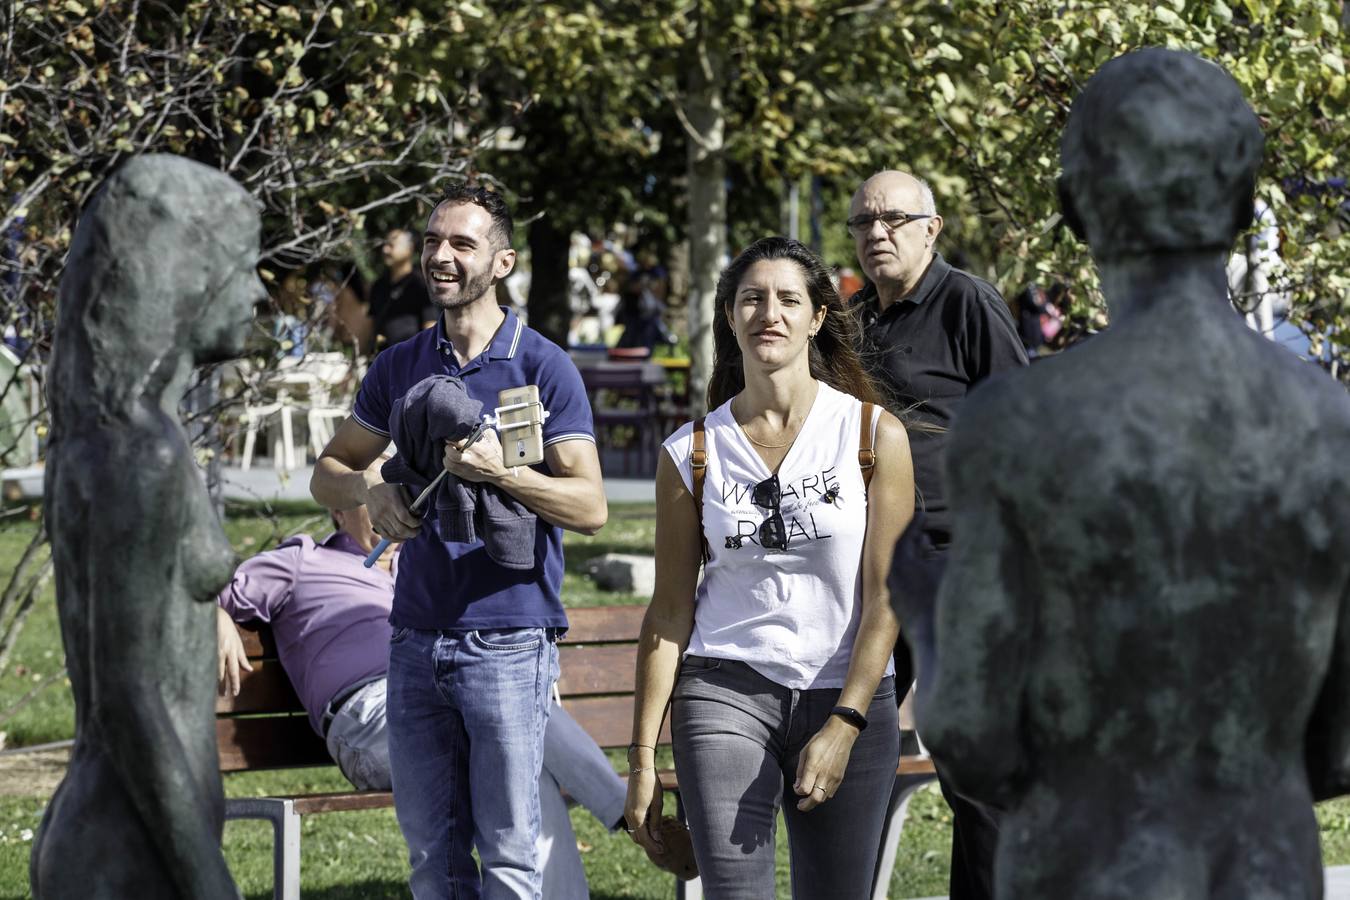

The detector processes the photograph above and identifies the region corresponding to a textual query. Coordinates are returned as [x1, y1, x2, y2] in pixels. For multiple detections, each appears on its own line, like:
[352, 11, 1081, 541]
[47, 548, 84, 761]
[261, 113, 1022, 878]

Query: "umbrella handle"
[363, 538, 392, 568]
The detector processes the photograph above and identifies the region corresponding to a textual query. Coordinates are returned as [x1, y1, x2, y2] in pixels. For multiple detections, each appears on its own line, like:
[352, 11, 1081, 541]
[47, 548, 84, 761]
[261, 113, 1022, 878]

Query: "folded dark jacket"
[381, 374, 537, 570]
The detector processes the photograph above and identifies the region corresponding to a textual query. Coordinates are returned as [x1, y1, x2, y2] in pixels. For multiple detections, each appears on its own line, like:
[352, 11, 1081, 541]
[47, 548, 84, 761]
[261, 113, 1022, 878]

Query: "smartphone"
[497, 385, 544, 467]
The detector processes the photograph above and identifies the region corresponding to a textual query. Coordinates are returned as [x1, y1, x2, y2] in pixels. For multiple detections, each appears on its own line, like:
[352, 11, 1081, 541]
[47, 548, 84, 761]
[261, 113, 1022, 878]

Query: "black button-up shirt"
[852, 252, 1028, 542]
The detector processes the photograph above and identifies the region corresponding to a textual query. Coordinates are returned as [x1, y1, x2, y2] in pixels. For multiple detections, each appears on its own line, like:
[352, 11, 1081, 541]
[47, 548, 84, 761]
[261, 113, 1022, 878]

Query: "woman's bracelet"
[630, 765, 657, 775]
[627, 742, 655, 756]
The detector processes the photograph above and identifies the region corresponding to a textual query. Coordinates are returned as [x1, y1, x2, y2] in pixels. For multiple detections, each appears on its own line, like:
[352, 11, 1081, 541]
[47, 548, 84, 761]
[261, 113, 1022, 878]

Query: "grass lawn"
[0, 502, 1349, 898]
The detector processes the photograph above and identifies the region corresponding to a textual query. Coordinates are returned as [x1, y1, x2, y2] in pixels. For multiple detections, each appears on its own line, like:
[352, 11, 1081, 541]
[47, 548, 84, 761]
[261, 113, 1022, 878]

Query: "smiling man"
[846, 170, 1025, 900]
[311, 184, 607, 900]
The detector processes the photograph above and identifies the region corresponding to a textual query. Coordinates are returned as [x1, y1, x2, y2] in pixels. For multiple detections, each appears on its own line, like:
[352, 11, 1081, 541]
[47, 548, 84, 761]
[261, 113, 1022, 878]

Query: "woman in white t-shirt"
[625, 237, 915, 898]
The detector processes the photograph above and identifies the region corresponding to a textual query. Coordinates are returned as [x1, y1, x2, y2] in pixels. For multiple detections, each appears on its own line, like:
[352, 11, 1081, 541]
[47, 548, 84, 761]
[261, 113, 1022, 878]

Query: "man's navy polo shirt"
[351, 307, 594, 631]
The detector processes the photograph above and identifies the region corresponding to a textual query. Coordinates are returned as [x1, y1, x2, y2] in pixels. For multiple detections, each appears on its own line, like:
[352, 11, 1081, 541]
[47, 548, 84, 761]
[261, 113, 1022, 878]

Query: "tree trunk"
[527, 216, 571, 348]
[683, 9, 727, 416]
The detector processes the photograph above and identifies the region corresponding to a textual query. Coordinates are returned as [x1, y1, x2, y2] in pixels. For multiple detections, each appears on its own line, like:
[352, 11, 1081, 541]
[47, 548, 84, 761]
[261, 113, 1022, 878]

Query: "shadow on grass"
[564, 543, 633, 571]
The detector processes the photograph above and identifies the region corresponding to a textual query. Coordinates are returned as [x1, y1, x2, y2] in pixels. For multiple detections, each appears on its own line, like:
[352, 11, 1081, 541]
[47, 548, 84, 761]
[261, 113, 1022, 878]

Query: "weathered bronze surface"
[897, 49, 1350, 898]
[33, 155, 261, 898]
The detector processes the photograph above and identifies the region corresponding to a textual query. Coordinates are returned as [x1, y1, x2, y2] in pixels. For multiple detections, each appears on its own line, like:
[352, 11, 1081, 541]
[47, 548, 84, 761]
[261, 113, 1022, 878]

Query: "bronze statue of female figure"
[33, 155, 263, 898]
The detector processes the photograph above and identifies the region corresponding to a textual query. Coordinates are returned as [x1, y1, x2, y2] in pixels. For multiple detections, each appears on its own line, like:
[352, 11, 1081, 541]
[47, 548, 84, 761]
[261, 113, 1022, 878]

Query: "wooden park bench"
[215, 623, 391, 900]
[216, 605, 937, 900]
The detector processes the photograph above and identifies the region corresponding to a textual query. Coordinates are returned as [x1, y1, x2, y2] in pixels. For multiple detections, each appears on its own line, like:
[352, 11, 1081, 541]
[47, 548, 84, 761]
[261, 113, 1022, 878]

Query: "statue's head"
[1058, 48, 1264, 261]
[57, 155, 264, 409]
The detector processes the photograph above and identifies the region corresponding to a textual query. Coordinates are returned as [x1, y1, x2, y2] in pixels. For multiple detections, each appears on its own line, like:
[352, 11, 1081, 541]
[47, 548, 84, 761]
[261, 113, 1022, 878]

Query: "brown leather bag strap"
[692, 417, 709, 560]
[859, 402, 877, 491]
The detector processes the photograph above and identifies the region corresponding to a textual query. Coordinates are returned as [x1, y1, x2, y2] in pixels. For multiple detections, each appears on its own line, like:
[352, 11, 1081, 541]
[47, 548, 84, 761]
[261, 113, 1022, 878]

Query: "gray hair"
[914, 177, 937, 217]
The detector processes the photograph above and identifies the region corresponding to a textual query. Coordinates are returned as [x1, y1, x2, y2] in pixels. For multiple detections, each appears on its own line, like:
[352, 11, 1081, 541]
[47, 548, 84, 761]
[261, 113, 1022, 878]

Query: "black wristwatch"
[830, 705, 868, 731]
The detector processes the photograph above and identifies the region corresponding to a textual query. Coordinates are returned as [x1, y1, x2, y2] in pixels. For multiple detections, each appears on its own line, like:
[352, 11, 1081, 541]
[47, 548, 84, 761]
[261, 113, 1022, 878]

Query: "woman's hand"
[624, 766, 666, 854]
[793, 716, 860, 811]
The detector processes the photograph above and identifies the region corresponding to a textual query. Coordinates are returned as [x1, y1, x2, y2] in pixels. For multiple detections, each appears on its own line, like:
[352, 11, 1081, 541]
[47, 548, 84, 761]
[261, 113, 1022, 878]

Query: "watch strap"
[830, 705, 868, 731]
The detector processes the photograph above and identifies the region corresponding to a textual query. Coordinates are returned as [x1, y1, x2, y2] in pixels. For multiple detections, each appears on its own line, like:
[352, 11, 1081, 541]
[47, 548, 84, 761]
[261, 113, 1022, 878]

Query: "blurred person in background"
[369, 228, 435, 353]
[616, 247, 676, 353]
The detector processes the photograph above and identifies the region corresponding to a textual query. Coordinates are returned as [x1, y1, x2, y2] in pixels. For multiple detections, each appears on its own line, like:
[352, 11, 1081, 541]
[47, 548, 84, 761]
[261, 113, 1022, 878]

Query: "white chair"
[299, 353, 356, 458]
[236, 354, 358, 471]
[239, 370, 307, 472]
[0, 345, 40, 467]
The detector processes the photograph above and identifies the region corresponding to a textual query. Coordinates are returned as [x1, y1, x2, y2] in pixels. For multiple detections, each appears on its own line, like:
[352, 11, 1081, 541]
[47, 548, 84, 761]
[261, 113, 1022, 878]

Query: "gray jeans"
[672, 656, 899, 900]
[325, 678, 391, 791]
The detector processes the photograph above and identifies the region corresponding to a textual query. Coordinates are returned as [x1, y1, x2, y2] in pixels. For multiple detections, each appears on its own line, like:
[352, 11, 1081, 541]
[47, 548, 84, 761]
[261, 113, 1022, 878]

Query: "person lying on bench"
[215, 499, 689, 897]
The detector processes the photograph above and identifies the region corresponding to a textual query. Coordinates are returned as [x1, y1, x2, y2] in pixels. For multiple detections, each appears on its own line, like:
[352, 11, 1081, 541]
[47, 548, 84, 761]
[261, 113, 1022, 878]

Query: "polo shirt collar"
[433, 306, 524, 363]
[853, 253, 952, 322]
[322, 530, 366, 557]
[323, 529, 400, 573]
[900, 252, 951, 307]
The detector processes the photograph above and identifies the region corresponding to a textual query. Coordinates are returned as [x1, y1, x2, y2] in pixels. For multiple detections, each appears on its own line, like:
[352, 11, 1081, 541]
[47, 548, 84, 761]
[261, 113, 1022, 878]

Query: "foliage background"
[5, 0, 1346, 428]
[1, 3, 1348, 892]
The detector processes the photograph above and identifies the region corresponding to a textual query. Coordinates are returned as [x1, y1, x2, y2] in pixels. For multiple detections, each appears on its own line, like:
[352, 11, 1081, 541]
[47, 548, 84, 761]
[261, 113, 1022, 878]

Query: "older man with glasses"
[846, 169, 1026, 900]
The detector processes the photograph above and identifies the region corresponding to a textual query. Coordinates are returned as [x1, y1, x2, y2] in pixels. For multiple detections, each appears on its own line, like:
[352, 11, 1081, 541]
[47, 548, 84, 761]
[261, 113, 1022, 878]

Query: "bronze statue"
[896, 49, 1350, 898]
[33, 155, 262, 898]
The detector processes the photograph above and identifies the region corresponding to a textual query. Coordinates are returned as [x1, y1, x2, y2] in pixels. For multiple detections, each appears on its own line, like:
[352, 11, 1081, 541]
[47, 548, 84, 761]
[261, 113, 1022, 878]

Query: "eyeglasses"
[845, 210, 932, 238]
[751, 474, 789, 551]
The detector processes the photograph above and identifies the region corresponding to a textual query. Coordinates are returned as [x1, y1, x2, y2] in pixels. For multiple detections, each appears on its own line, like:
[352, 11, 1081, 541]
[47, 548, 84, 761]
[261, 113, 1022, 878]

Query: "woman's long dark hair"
[708, 237, 883, 410]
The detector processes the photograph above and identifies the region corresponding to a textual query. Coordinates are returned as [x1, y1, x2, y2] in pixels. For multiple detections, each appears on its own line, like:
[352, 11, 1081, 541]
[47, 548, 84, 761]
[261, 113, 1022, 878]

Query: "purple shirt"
[217, 531, 396, 735]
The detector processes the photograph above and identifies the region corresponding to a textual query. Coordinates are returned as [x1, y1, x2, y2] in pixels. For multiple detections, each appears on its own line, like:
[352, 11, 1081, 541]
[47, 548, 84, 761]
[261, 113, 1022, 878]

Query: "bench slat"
[217, 716, 330, 772]
[560, 606, 645, 643]
[556, 644, 643, 696]
[216, 659, 304, 715]
[292, 791, 394, 815]
[235, 625, 279, 660]
[561, 695, 672, 750]
[899, 756, 937, 776]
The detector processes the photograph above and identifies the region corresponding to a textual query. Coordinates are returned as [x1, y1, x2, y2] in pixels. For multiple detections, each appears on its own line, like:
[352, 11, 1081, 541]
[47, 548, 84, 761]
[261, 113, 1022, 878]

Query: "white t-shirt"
[663, 381, 889, 690]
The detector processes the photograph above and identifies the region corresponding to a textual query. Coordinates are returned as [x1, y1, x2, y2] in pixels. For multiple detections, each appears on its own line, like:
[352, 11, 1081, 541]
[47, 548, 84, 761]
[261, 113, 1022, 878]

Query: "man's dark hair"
[434, 184, 514, 251]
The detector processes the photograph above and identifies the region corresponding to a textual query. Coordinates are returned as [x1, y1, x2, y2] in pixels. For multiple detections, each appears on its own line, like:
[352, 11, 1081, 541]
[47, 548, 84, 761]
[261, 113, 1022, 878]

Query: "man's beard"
[429, 265, 495, 311]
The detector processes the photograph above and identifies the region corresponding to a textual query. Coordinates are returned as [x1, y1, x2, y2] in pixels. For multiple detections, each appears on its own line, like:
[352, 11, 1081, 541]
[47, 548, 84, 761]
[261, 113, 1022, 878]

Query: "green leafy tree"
[473, 5, 686, 345]
[0, 0, 505, 671]
[486, 1, 1348, 396]
[834, 0, 1349, 368]
[602, 0, 929, 412]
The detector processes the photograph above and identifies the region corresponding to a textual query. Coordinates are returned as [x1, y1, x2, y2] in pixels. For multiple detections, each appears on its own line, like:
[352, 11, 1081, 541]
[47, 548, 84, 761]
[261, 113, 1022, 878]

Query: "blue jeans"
[672, 655, 900, 899]
[387, 626, 559, 900]
[321, 679, 623, 899]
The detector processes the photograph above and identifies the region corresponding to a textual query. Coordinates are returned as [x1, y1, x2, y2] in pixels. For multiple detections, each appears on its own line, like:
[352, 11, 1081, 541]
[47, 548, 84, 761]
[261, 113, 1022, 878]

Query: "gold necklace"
[743, 430, 797, 449]
[734, 398, 803, 449]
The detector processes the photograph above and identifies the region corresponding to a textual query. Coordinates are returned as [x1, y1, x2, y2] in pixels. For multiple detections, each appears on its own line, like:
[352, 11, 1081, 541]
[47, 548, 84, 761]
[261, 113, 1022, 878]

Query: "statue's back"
[975, 303, 1350, 898]
[1017, 305, 1350, 761]
[906, 48, 1350, 900]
